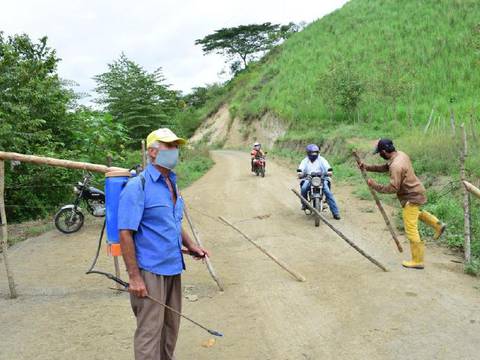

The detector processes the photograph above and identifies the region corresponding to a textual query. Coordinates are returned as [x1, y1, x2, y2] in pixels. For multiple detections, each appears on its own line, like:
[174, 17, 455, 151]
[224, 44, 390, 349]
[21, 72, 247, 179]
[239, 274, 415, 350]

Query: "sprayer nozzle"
[208, 330, 224, 337]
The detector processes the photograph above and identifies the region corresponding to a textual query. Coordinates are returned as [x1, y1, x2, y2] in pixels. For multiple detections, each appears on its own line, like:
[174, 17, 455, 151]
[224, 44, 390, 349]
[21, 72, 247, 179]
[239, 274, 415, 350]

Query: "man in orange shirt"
[359, 139, 446, 269]
[251, 142, 265, 172]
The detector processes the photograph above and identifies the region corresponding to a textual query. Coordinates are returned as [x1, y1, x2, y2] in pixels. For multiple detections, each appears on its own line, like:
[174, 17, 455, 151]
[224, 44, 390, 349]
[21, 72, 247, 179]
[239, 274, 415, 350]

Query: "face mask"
[154, 149, 179, 169]
[380, 151, 389, 160]
[308, 154, 318, 162]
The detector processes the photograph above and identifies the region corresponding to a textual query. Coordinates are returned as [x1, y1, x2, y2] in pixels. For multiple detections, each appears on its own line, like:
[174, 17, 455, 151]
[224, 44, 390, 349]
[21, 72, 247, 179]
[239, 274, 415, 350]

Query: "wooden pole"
[218, 216, 306, 282]
[352, 151, 403, 252]
[460, 124, 471, 264]
[0, 151, 126, 174]
[0, 160, 18, 298]
[450, 109, 456, 137]
[291, 189, 388, 272]
[424, 107, 434, 134]
[463, 181, 480, 200]
[184, 205, 224, 291]
[141, 140, 147, 169]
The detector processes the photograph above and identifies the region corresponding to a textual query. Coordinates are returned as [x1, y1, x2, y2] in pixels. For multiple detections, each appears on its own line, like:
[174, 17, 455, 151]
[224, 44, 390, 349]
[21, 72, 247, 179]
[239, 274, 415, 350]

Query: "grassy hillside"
[195, 0, 480, 272]
[229, 0, 479, 130]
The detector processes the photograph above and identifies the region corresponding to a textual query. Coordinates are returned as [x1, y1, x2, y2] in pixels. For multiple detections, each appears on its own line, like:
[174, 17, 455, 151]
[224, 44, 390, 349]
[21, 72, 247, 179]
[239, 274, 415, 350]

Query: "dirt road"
[1, 150, 479, 359]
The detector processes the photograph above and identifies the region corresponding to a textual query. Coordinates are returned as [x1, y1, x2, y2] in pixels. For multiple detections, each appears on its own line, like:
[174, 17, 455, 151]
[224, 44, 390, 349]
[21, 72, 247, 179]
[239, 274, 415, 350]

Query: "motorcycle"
[301, 172, 327, 227]
[253, 155, 266, 177]
[54, 173, 105, 234]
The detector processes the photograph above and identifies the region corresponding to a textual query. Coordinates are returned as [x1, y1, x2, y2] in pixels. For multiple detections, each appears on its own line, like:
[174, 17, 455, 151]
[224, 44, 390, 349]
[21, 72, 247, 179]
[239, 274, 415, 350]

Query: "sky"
[0, 0, 349, 103]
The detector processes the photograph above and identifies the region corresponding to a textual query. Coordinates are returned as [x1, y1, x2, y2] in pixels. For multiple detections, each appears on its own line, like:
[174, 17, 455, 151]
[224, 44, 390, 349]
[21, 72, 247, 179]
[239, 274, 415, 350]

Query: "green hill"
[193, 0, 480, 272]
[227, 0, 479, 131]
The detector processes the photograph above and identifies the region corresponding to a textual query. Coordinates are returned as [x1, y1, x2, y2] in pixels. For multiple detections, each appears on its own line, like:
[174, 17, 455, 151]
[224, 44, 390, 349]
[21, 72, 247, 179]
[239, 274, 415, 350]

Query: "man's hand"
[184, 245, 210, 260]
[367, 178, 376, 187]
[129, 275, 148, 298]
[358, 162, 366, 171]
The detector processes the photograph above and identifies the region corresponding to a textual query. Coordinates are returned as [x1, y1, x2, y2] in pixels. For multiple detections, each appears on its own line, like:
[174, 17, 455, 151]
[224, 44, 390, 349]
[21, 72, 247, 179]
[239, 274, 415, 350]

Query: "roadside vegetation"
[0, 32, 212, 225]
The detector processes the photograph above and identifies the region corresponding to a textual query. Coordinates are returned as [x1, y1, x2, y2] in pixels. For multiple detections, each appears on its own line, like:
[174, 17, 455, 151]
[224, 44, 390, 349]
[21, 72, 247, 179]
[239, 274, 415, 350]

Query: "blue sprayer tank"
[105, 170, 131, 256]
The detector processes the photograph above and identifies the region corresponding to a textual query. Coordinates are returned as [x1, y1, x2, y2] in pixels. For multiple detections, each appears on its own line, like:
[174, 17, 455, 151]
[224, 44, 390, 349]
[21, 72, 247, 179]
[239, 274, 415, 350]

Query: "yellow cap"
[146, 128, 187, 148]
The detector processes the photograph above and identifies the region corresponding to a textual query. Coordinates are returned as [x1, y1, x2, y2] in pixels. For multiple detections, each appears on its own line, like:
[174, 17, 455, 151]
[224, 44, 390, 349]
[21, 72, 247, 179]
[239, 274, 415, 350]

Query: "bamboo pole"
[184, 205, 224, 292]
[141, 140, 147, 169]
[463, 181, 480, 200]
[352, 151, 403, 252]
[291, 189, 388, 272]
[0, 160, 18, 298]
[460, 124, 471, 264]
[0, 151, 126, 174]
[218, 216, 306, 282]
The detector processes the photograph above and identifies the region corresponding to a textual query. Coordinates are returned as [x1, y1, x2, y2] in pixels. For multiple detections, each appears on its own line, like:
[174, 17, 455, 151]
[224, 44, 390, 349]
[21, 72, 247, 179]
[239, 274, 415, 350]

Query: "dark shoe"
[333, 214, 341, 220]
[301, 204, 307, 211]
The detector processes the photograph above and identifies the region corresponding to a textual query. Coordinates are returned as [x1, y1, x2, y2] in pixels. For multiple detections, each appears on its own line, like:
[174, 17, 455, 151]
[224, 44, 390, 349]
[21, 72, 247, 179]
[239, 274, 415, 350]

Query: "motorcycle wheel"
[54, 208, 84, 234]
[260, 166, 265, 177]
[313, 198, 320, 227]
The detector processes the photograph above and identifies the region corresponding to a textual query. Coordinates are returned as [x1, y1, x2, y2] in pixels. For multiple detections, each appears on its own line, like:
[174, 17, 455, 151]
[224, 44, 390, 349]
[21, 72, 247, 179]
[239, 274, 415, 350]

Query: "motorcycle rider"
[297, 144, 341, 220]
[251, 142, 265, 172]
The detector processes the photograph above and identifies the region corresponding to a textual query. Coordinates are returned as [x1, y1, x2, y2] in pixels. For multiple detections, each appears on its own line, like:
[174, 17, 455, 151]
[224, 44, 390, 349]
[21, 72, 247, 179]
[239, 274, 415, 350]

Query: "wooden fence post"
[424, 107, 434, 134]
[0, 160, 18, 298]
[450, 109, 457, 137]
[460, 124, 471, 264]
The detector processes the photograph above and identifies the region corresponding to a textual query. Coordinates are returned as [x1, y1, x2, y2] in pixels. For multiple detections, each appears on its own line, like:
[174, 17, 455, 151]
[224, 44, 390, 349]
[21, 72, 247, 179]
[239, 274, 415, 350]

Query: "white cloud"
[0, 0, 349, 102]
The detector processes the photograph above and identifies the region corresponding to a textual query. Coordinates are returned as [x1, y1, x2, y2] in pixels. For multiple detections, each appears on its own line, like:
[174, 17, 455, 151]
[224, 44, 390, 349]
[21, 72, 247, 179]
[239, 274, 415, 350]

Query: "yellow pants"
[402, 203, 441, 244]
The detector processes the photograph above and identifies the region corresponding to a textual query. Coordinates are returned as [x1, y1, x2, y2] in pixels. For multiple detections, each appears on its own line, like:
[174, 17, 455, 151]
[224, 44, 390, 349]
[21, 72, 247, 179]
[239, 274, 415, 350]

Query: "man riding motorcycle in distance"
[297, 144, 341, 220]
[251, 142, 265, 172]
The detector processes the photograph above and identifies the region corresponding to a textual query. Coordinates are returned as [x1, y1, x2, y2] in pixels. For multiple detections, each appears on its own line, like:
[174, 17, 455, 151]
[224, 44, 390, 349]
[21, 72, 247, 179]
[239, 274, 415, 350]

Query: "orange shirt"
[251, 149, 264, 158]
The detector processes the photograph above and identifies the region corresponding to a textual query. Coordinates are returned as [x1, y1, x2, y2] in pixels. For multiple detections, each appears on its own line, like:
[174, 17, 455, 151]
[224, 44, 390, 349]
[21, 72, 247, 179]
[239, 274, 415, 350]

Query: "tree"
[318, 60, 364, 121]
[0, 32, 81, 221]
[195, 22, 298, 73]
[0, 32, 74, 154]
[94, 53, 179, 144]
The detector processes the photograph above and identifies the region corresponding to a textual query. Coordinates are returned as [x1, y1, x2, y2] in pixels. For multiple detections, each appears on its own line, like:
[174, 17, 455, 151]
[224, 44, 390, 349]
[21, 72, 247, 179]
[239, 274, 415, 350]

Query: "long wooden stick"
[463, 181, 480, 200]
[352, 151, 403, 253]
[0, 161, 18, 298]
[218, 216, 306, 282]
[460, 124, 471, 264]
[184, 205, 224, 292]
[0, 151, 126, 174]
[141, 140, 147, 169]
[292, 189, 388, 272]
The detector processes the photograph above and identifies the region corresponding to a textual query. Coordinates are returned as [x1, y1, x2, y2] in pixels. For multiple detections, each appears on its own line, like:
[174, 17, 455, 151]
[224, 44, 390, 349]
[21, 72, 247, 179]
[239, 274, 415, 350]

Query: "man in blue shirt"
[118, 128, 209, 360]
[297, 144, 340, 220]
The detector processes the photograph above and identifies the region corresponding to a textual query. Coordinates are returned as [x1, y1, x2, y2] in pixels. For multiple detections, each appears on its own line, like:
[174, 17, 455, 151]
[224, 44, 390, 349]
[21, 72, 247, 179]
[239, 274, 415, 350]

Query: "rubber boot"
[419, 211, 446, 240]
[402, 242, 425, 269]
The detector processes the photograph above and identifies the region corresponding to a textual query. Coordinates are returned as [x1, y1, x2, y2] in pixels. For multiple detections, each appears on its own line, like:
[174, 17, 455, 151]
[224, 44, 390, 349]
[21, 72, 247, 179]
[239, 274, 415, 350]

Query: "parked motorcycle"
[302, 172, 327, 227]
[253, 156, 266, 177]
[54, 173, 105, 233]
